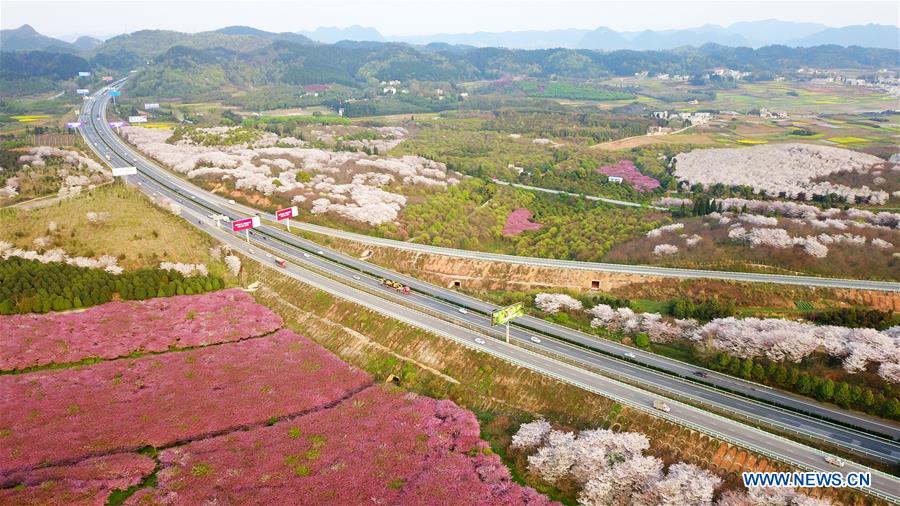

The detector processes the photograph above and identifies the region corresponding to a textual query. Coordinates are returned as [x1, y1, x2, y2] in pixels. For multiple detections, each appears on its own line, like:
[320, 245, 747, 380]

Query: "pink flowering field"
[598, 160, 660, 192]
[0, 453, 155, 506]
[0, 289, 282, 371]
[502, 208, 543, 236]
[127, 386, 552, 506]
[0, 330, 372, 474]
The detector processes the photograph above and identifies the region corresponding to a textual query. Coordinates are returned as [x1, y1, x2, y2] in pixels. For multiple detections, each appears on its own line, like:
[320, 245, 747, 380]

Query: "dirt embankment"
[313, 235, 900, 312]
[243, 261, 879, 505]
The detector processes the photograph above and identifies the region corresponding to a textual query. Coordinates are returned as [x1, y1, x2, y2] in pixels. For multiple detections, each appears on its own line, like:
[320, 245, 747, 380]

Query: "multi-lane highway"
[79, 83, 900, 501]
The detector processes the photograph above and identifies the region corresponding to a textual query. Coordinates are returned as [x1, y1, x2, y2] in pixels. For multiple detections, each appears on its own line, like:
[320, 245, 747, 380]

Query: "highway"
[80, 84, 900, 501]
[281, 220, 900, 292]
[80, 83, 900, 442]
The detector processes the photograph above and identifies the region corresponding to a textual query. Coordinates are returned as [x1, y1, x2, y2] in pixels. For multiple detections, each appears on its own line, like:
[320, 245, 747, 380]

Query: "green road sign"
[491, 302, 525, 326]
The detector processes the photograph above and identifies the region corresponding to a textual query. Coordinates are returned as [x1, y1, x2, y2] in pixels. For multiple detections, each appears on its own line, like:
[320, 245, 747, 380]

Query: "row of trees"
[667, 297, 737, 321]
[810, 308, 898, 331]
[0, 257, 224, 315]
[705, 351, 899, 420]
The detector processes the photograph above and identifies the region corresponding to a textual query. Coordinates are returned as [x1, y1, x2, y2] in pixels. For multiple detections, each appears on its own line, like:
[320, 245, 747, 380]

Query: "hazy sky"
[3, 0, 899, 40]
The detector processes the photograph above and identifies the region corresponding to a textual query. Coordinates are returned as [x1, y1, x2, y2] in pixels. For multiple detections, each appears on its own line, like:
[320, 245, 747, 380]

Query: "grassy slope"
[1, 184, 228, 276]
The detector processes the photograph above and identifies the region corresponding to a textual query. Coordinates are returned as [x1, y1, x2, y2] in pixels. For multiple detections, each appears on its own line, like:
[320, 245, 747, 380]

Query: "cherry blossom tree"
[653, 244, 679, 256]
[511, 419, 553, 451]
[636, 463, 721, 506]
[534, 293, 583, 313]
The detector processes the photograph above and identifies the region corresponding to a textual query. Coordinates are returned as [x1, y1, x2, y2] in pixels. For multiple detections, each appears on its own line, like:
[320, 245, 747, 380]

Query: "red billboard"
[275, 206, 298, 221]
[231, 216, 260, 232]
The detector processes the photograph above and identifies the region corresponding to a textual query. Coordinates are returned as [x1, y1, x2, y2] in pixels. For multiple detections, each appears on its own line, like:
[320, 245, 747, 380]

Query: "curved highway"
[79, 83, 900, 501]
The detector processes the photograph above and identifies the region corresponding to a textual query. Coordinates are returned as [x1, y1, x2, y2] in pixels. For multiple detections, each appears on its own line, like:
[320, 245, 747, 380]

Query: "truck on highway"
[653, 400, 671, 413]
[381, 278, 411, 295]
[274, 257, 286, 268]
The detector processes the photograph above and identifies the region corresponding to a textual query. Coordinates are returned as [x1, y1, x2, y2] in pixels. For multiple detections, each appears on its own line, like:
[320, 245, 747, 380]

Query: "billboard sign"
[108, 121, 125, 128]
[231, 216, 261, 232]
[112, 166, 138, 177]
[66, 121, 82, 129]
[102, 76, 114, 81]
[144, 103, 160, 110]
[78, 71, 91, 77]
[275, 206, 299, 221]
[76, 88, 90, 95]
[128, 116, 148, 124]
[491, 302, 525, 326]
[108, 90, 121, 97]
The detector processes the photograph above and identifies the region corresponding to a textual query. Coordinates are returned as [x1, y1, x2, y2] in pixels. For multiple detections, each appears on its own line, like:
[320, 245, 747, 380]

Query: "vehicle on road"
[248, 249, 255, 254]
[303, 252, 311, 258]
[530, 336, 542, 344]
[274, 257, 286, 268]
[825, 456, 845, 468]
[317, 250, 324, 255]
[474, 338, 486, 345]
[653, 400, 671, 412]
[228, 199, 236, 204]
[352, 275, 361, 280]
[623, 352, 636, 359]
[458, 307, 468, 314]
[694, 371, 708, 378]
[381, 278, 411, 295]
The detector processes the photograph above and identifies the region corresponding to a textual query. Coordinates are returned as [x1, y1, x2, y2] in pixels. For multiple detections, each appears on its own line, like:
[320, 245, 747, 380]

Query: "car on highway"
[653, 400, 671, 412]
[317, 250, 324, 255]
[694, 371, 708, 378]
[248, 249, 255, 254]
[228, 199, 236, 204]
[303, 253, 311, 258]
[623, 352, 636, 359]
[530, 336, 541, 344]
[352, 275, 361, 280]
[474, 338, 486, 345]
[825, 456, 845, 468]
[458, 307, 468, 314]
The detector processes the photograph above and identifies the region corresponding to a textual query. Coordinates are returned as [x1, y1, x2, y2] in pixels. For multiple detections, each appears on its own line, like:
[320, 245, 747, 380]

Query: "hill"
[0, 24, 77, 53]
[791, 24, 900, 49]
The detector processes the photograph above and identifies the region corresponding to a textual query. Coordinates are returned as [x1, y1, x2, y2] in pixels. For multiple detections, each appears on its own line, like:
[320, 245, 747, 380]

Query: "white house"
[608, 176, 624, 184]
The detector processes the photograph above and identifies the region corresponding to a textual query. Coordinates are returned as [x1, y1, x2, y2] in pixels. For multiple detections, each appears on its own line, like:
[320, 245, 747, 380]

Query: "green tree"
[740, 358, 754, 380]
[634, 333, 650, 348]
[816, 379, 835, 402]
[833, 382, 852, 409]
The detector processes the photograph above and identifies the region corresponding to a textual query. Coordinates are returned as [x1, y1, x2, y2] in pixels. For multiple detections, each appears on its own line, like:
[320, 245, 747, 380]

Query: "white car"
[316, 250, 324, 255]
[303, 253, 311, 258]
[530, 336, 541, 344]
[248, 249, 255, 254]
[228, 199, 236, 205]
[623, 352, 637, 359]
[474, 338, 486, 345]
[825, 456, 845, 468]
[458, 307, 468, 314]
[265, 253, 272, 258]
[352, 275, 361, 280]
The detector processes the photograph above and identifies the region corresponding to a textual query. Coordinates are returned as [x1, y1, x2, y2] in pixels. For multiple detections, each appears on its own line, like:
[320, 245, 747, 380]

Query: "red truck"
[381, 278, 410, 295]
[274, 257, 286, 268]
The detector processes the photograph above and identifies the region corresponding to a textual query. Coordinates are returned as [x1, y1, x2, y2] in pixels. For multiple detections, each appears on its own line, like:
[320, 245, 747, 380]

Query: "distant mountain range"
[297, 20, 900, 51]
[2, 21, 898, 54]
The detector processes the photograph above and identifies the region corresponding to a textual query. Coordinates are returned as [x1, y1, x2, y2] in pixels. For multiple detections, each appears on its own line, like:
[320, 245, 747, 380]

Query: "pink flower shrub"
[598, 160, 660, 192]
[503, 208, 543, 236]
[0, 289, 283, 371]
[0, 330, 372, 473]
[0, 453, 154, 506]
[126, 387, 552, 505]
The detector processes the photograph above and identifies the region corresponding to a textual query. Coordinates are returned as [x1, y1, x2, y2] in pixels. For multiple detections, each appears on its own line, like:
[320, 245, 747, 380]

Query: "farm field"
[601, 77, 898, 114]
[0, 292, 547, 504]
